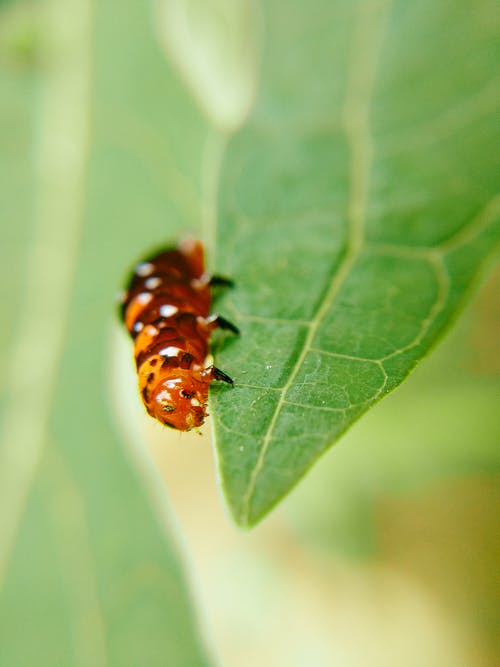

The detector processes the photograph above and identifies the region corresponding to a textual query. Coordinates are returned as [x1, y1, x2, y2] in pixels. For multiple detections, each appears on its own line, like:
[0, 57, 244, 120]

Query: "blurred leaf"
[156, 0, 259, 131]
[210, 0, 499, 525]
[0, 1, 212, 665]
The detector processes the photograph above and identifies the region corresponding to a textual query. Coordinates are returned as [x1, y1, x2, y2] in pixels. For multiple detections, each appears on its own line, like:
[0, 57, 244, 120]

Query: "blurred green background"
[1, 1, 499, 666]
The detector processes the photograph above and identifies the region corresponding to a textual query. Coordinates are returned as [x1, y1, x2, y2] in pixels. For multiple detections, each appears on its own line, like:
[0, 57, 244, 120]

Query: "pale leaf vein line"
[438, 194, 500, 252]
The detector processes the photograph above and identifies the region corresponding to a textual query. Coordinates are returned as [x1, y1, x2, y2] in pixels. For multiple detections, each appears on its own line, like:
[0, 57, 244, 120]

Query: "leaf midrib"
[238, 0, 393, 524]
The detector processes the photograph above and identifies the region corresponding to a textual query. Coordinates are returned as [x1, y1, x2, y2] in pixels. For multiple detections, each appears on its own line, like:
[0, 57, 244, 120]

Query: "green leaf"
[0, 1, 211, 664]
[210, 0, 499, 526]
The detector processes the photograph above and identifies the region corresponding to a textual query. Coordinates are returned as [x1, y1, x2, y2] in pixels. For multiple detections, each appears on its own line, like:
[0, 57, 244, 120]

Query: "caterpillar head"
[151, 370, 208, 431]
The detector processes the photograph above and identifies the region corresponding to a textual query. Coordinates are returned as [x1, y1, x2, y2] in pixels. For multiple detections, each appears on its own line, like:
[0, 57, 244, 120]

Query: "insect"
[121, 238, 238, 431]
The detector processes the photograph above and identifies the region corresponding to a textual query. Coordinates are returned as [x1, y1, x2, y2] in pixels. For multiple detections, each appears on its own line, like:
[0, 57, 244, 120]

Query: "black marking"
[149, 358, 159, 367]
[163, 421, 175, 428]
[161, 356, 179, 369]
[141, 386, 149, 401]
[147, 372, 155, 384]
[180, 390, 195, 399]
[179, 352, 194, 369]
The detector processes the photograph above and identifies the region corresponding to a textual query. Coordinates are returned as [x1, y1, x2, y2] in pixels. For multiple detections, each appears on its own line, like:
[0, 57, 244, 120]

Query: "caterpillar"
[120, 238, 238, 431]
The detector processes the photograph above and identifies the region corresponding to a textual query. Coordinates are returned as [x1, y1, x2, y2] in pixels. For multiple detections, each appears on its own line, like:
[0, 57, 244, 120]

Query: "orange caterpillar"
[121, 238, 237, 431]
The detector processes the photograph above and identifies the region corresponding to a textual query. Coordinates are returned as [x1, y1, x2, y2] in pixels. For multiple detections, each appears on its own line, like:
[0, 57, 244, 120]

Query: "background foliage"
[0, 0, 498, 665]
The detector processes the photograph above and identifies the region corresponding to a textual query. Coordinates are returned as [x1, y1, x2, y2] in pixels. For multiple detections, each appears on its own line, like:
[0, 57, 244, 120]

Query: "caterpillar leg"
[201, 313, 239, 335]
[200, 365, 234, 385]
[191, 272, 234, 290]
[209, 275, 234, 288]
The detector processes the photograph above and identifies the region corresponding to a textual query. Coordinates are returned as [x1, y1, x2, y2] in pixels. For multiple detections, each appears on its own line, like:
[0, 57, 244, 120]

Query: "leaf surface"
[210, 0, 499, 525]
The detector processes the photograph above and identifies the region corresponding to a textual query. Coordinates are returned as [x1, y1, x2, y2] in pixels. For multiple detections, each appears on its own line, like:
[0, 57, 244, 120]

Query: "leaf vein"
[283, 400, 347, 414]
[437, 195, 500, 252]
[380, 253, 450, 362]
[309, 348, 383, 364]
